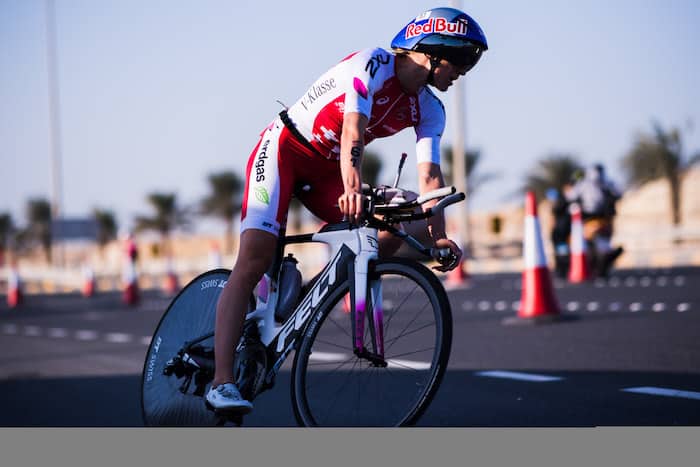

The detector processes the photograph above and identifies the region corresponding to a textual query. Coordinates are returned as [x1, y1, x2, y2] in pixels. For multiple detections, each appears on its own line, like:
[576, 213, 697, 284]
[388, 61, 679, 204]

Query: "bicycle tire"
[140, 268, 231, 426]
[290, 257, 452, 427]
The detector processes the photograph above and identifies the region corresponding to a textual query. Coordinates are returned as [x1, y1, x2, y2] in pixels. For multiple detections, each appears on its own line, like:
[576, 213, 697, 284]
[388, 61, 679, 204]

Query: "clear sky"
[2, 0, 699, 233]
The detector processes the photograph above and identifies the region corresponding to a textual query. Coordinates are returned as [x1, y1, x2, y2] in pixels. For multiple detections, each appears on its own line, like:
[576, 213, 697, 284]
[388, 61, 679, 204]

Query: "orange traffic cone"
[504, 192, 565, 325]
[445, 222, 469, 288]
[208, 240, 222, 269]
[122, 260, 139, 306]
[82, 265, 96, 298]
[445, 260, 468, 287]
[7, 265, 23, 308]
[568, 203, 591, 283]
[163, 257, 179, 295]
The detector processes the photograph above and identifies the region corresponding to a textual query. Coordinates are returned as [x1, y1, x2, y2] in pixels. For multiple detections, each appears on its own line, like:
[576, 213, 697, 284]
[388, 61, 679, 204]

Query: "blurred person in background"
[566, 163, 623, 277]
[204, 7, 489, 413]
[546, 187, 571, 279]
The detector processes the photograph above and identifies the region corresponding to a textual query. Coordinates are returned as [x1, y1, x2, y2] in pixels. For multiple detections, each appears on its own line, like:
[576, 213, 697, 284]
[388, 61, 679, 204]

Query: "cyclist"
[566, 163, 624, 277]
[205, 7, 488, 413]
[546, 187, 572, 279]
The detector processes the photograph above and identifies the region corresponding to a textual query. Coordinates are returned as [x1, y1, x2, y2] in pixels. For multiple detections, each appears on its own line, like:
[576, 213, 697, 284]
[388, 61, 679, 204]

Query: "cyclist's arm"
[417, 161, 447, 241]
[418, 161, 462, 271]
[338, 111, 369, 223]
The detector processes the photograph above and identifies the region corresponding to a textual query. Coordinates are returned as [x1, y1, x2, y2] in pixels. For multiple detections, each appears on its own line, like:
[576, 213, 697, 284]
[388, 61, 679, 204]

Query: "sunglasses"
[441, 43, 483, 73]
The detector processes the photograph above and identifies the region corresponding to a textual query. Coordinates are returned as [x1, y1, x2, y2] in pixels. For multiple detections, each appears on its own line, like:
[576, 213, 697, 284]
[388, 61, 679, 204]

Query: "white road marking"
[640, 277, 652, 287]
[47, 328, 69, 338]
[629, 302, 643, 312]
[140, 336, 152, 346]
[652, 303, 666, 312]
[24, 325, 41, 337]
[2, 324, 19, 334]
[478, 301, 491, 311]
[609, 302, 622, 312]
[309, 351, 347, 362]
[462, 301, 474, 311]
[308, 352, 431, 370]
[566, 302, 580, 312]
[495, 301, 508, 311]
[586, 302, 599, 312]
[386, 359, 431, 370]
[475, 370, 563, 382]
[622, 386, 700, 401]
[105, 333, 133, 344]
[677, 303, 691, 312]
[75, 330, 99, 341]
[511, 301, 521, 311]
[673, 276, 686, 287]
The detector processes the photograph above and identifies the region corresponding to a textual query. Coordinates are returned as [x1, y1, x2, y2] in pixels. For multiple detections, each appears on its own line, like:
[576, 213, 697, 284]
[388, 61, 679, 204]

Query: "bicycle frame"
[252, 222, 384, 385]
[167, 185, 463, 399]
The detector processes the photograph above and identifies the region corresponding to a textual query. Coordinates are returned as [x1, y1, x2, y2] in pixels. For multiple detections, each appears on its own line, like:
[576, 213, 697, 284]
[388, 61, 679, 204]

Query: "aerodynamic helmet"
[391, 7, 488, 72]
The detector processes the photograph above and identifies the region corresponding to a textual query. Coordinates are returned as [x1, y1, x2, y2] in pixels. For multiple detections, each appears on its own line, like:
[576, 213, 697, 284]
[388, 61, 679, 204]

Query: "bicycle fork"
[351, 227, 386, 366]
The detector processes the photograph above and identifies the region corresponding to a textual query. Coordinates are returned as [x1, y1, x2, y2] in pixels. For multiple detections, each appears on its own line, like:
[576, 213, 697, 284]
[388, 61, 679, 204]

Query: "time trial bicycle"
[141, 178, 464, 427]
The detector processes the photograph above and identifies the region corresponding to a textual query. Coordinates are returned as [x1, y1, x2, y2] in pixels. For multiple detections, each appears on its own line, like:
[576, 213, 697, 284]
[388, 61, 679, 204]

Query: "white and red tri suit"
[241, 47, 446, 236]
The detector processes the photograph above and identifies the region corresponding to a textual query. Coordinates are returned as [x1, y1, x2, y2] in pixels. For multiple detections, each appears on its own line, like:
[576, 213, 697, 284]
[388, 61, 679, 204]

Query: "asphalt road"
[1, 266, 699, 427]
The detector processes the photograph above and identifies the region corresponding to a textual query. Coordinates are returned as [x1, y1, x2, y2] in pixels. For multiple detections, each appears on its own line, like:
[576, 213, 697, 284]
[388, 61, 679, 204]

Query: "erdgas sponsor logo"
[254, 187, 270, 205]
[405, 17, 468, 39]
[255, 139, 270, 182]
[300, 78, 336, 111]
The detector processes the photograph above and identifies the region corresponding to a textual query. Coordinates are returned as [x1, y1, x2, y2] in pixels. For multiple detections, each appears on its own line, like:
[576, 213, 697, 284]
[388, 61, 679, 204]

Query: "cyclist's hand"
[431, 238, 462, 272]
[338, 190, 364, 224]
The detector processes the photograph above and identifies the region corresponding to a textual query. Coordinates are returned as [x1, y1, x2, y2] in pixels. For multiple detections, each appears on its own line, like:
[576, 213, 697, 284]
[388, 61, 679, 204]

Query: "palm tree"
[621, 121, 700, 225]
[0, 212, 14, 265]
[521, 154, 583, 200]
[134, 192, 189, 256]
[441, 147, 499, 197]
[93, 208, 118, 252]
[25, 198, 53, 262]
[200, 171, 244, 254]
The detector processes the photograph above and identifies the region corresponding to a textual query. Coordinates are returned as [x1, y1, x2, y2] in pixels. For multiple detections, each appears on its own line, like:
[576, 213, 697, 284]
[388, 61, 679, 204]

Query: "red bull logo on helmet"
[405, 17, 468, 39]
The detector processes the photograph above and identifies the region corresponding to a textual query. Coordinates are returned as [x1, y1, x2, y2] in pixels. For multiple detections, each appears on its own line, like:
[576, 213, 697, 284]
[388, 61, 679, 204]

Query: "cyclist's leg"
[378, 226, 405, 257]
[295, 162, 412, 259]
[294, 155, 344, 225]
[212, 229, 277, 387]
[209, 119, 294, 410]
[208, 228, 275, 412]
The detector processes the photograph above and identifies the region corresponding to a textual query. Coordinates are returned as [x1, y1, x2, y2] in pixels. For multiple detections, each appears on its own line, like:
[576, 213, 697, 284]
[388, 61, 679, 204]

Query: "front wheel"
[290, 258, 452, 427]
